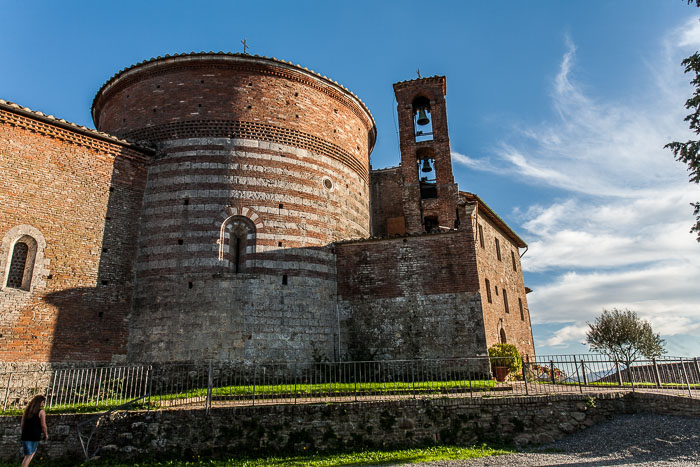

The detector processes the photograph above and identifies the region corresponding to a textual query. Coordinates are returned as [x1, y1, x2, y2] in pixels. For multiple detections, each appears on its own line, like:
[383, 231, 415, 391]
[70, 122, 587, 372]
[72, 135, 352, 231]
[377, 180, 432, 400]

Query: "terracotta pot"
[494, 366, 509, 382]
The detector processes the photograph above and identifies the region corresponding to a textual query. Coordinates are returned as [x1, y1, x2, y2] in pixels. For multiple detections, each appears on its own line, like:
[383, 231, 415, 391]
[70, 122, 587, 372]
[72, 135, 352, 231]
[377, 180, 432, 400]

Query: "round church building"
[92, 52, 376, 362]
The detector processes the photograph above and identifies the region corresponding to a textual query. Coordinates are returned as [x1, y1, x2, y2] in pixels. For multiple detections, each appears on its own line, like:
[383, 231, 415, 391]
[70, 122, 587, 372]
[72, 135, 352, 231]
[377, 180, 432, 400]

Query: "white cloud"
[451, 151, 487, 170]
[461, 29, 696, 199]
[501, 20, 700, 355]
[521, 186, 700, 271]
[676, 17, 700, 48]
[529, 260, 700, 330]
[543, 323, 588, 348]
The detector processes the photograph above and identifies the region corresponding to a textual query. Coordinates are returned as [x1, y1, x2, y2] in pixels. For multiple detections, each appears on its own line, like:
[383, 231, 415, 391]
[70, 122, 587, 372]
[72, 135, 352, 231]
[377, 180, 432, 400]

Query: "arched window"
[499, 328, 507, 344]
[220, 216, 256, 273]
[5, 235, 38, 291]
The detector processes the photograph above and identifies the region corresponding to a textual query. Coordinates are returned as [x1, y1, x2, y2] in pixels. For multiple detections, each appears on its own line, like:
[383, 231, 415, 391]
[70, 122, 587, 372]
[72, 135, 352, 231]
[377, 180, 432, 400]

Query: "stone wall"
[2, 392, 697, 463]
[135, 138, 366, 280]
[336, 230, 486, 360]
[130, 273, 339, 362]
[0, 105, 150, 363]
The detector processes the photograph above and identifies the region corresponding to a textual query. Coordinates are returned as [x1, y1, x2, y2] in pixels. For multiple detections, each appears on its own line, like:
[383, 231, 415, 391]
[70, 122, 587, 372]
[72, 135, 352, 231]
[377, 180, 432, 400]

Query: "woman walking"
[20, 395, 48, 467]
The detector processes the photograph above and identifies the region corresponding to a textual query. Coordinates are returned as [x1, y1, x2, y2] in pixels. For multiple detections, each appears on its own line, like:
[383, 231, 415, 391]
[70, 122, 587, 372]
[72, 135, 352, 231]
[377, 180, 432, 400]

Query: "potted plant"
[488, 343, 522, 382]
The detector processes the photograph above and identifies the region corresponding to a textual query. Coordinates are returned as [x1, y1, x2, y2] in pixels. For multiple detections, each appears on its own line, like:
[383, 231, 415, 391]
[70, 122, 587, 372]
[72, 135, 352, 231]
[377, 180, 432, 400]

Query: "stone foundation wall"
[130, 274, 339, 362]
[1, 392, 698, 463]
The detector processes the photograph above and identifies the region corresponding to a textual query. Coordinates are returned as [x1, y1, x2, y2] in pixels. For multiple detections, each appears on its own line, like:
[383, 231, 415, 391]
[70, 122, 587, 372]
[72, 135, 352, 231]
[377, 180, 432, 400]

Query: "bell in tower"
[416, 107, 430, 126]
[393, 75, 457, 233]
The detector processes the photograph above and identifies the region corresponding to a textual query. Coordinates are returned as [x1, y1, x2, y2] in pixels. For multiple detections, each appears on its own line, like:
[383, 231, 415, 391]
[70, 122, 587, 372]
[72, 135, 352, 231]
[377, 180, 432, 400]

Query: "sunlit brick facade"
[0, 53, 533, 366]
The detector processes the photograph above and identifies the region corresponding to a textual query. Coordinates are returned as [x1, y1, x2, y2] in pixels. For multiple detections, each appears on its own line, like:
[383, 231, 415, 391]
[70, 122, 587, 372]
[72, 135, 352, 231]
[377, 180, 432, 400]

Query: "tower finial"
[416, 68, 422, 79]
[241, 38, 250, 54]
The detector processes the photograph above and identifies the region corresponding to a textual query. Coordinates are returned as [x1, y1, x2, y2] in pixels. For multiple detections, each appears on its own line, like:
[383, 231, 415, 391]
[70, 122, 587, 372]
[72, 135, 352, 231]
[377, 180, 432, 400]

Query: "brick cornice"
[123, 119, 369, 184]
[393, 76, 447, 95]
[0, 103, 153, 161]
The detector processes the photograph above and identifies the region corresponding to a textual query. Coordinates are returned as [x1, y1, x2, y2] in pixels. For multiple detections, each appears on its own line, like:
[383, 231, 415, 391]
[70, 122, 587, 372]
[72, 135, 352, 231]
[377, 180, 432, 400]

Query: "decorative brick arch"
[1, 225, 48, 293]
[216, 207, 264, 270]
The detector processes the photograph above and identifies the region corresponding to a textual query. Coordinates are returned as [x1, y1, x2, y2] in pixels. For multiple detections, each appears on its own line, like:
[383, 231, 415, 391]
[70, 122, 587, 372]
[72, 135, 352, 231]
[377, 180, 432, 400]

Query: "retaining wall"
[2, 392, 699, 463]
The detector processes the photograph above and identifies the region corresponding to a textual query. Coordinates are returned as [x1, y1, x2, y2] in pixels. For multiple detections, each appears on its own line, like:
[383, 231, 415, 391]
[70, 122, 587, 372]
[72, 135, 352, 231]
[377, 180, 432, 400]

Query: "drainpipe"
[336, 302, 342, 361]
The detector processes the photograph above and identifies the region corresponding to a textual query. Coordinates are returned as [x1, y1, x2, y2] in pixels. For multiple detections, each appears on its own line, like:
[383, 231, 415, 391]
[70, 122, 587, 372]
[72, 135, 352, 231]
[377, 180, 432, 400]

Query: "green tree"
[666, 0, 700, 242]
[586, 309, 665, 365]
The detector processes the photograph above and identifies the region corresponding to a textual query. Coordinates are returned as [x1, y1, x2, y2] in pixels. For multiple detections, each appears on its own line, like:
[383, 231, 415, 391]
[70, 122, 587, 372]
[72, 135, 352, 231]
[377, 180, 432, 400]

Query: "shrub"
[488, 343, 522, 377]
[526, 363, 566, 383]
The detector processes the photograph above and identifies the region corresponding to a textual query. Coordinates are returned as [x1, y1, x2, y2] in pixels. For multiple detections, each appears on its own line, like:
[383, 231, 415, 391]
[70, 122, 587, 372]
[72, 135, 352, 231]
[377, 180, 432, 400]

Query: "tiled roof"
[370, 165, 400, 172]
[0, 99, 152, 152]
[461, 191, 527, 248]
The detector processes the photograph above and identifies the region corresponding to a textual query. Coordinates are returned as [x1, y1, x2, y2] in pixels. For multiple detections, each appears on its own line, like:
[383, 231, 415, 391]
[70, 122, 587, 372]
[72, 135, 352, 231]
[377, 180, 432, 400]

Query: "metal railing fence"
[2, 355, 698, 413]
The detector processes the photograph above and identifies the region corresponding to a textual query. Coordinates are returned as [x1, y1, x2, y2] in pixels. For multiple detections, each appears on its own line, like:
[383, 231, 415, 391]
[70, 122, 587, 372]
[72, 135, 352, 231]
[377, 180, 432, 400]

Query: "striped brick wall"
[90, 54, 375, 362]
[136, 137, 369, 280]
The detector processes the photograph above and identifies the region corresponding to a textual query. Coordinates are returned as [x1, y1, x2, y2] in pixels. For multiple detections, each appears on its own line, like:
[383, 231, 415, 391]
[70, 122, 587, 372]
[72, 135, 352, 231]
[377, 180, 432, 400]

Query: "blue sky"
[2, 1, 699, 357]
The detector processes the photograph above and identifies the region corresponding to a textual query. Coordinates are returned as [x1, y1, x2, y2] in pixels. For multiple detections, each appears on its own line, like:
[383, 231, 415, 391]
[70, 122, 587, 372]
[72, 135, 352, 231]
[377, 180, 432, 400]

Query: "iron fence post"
[147, 366, 153, 411]
[574, 358, 583, 394]
[694, 358, 700, 389]
[411, 361, 415, 399]
[615, 360, 623, 387]
[653, 358, 662, 388]
[628, 360, 635, 392]
[680, 358, 693, 398]
[95, 367, 103, 408]
[581, 360, 588, 386]
[550, 360, 555, 386]
[353, 362, 357, 403]
[521, 357, 528, 395]
[2, 373, 12, 411]
[49, 369, 58, 408]
[468, 360, 473, 398]
[206, 361, 213, 415]
[252, 364, 257, 406]
[294, 363, 297, 405]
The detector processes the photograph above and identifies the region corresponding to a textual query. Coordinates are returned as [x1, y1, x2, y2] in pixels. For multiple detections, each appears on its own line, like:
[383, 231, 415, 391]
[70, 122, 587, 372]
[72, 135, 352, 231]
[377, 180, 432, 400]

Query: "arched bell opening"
[412, 96, 433, 142]
[416, 146, 436, 199]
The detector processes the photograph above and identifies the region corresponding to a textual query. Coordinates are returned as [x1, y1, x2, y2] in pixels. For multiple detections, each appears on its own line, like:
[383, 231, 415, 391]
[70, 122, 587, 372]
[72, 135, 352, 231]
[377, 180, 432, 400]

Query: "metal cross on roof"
[241, 38, 249, 54]
[417, 68, 422, 79]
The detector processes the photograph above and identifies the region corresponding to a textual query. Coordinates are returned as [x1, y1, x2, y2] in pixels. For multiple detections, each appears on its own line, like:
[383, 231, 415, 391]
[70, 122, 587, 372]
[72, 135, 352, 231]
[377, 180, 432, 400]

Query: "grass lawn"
[0, 379, 502, 416]
[0, 445, 513, 466]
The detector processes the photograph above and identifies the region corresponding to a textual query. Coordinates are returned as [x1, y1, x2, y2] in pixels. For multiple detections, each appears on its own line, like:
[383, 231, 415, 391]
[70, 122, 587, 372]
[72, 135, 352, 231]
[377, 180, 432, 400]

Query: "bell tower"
[393, 76, 458, 233]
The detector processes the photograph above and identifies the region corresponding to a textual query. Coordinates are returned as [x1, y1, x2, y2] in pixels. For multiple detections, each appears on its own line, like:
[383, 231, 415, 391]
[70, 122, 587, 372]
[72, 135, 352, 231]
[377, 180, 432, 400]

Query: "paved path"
[414, 413, 700, 466]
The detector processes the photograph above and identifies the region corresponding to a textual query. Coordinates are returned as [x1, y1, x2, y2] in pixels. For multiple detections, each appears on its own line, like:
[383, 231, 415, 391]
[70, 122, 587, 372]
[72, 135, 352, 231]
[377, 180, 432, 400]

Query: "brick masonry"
[1, 53, 534, 367]
[0, 107, 148, 362]
[1, 392, 697, 462]
[473, 203, 535, 357]
[370, 167, 404, 236]
[336, 230, 486, 360]
[92, 55, 374, 362]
